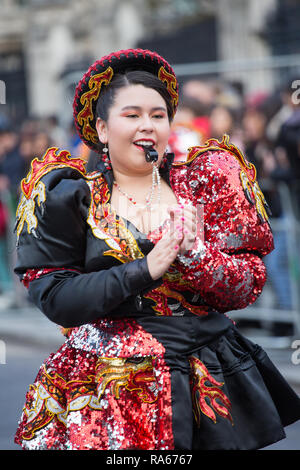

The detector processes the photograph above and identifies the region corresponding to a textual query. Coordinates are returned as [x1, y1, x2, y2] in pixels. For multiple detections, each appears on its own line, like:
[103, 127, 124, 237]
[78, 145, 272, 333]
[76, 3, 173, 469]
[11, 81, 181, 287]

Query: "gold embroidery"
[16, 181, 46, 241]
[21, 356, 158, 440]
[158, 66, 179, 114]
[189, 356, 233, 427]
[95, 357, 157, 403]
[86, 176, 144, 262]
[22, 366, 103, 440]
[144, 270, 209, 316]
[21, 147, 86, 199]
[77, 67, 114, 144]
[251, 180, 270, 223]
[145, 283, 209, 317]
[16, 148, 87, 241]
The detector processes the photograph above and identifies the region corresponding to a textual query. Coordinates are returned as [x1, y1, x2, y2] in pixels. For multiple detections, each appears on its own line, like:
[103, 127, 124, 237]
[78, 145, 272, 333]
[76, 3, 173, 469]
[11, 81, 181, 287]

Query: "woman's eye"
[153, 114, 164, 119]
[126, 114, 139, 118]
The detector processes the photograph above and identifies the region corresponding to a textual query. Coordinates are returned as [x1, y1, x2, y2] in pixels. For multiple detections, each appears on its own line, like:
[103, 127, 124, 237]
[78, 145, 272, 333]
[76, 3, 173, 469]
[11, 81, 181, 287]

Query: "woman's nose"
[139, 115, 154, 132]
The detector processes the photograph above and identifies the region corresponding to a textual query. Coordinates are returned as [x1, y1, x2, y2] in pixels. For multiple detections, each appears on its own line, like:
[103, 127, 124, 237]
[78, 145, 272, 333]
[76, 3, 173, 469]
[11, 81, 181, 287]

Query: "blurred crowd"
[0, 75, 300, 320]
[171, 76, 300, 325]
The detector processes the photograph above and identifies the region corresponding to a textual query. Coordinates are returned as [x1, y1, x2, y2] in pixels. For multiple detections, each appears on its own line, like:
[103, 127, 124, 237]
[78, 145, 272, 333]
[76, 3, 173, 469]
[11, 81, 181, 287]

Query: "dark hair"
[95, 70, 174, 123]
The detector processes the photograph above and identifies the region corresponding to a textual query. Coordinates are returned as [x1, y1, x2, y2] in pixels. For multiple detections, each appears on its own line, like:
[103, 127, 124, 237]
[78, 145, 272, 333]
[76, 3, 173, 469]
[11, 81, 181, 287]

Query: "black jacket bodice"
[14, 149, 202, 327]
[15, 140, 274, 328]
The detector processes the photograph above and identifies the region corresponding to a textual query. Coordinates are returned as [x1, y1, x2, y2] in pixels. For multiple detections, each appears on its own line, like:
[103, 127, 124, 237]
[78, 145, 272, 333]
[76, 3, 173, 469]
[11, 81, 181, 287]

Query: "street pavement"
[1, 302, 300, 450]
[1, 304, 64, 350]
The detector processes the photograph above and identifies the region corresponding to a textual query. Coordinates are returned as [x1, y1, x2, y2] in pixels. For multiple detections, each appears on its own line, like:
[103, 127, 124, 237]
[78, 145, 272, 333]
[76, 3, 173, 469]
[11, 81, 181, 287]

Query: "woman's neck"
[113, 168, 154, 192]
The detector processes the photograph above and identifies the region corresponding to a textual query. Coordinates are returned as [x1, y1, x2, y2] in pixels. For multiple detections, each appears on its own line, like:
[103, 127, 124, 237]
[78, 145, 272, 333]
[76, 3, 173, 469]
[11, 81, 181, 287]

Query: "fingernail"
[174, 245, 179, 250]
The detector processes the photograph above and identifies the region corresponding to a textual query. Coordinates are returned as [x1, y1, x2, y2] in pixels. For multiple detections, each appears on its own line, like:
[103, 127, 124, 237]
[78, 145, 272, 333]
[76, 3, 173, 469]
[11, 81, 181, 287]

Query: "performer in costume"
[14, 49, 300, 450]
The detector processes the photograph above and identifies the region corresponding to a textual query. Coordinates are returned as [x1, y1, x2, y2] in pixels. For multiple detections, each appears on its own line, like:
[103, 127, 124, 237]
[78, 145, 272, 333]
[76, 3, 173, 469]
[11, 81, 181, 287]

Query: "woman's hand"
[146, 203, 200, 280]
[167, 203, 198, 254]
[146, 226, 184, 280]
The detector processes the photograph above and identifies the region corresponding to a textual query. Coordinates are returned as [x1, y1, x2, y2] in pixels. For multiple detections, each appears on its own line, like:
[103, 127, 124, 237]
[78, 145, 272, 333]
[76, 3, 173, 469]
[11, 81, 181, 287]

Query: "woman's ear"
[96, 117, 108, 144]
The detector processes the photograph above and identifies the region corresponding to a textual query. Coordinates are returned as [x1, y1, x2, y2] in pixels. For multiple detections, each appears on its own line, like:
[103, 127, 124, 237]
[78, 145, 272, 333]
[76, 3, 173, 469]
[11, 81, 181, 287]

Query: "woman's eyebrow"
[121, 105, 167, 112]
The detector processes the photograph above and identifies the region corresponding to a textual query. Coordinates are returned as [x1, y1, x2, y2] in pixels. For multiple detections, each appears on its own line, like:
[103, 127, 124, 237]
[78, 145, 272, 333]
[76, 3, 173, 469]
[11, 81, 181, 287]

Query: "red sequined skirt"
[14, 314, 300, 450]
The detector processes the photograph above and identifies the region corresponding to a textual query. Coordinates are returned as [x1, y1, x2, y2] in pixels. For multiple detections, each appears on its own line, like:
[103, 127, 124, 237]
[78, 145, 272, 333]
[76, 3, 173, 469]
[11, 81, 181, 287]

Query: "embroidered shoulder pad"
[178, 134, 272, 224]
[21, 147, 87, 199]
[15, 148, 87, 242]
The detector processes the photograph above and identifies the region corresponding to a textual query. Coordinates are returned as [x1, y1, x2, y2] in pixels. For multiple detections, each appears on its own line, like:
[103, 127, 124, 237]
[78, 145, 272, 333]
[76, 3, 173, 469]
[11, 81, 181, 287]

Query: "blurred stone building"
[0, 0, 145, 126]
[1, 0, 298, 127]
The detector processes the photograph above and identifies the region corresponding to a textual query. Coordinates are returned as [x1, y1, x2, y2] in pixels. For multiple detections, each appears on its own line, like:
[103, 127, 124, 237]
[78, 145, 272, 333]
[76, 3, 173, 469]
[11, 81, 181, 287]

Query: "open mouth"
[133, 140, 156, 151]
[133, 140, 158, 162]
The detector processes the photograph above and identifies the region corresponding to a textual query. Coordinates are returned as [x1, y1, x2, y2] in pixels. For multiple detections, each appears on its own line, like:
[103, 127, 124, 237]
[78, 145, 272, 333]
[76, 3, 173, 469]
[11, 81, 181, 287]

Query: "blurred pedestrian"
[242, 98, 295, 322]
[209, 105, 238, 141]
[45, 115, 67, 148]
[0, 123, 24, 293]
[168, 95, 210, 162]
[182, 79, 217, 113]
[274, 78, 300, 177]
[0, 125, 25, 195]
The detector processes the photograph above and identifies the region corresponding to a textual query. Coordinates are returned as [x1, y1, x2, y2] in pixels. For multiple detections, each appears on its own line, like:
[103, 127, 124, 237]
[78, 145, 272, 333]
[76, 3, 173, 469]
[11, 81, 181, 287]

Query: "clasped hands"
[167, 203, 198, 254]
[146, 203, 200, 281]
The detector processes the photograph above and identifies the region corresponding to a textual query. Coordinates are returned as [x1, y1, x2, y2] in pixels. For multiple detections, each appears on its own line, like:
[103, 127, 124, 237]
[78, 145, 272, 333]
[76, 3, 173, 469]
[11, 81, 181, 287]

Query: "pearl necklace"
[114, 163, 161, 209]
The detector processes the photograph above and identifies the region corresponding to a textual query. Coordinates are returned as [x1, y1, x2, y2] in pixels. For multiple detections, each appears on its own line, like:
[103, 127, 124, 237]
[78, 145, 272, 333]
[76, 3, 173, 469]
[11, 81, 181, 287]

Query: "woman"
[14, 49, 300, 450]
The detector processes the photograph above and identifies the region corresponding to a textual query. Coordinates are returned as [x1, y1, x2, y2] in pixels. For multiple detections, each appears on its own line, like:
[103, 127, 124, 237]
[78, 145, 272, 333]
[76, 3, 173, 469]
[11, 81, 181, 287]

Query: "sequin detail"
[21, 267, 81, 289]
[15, 320, 174, 450]
[169, 136, 274, 313]
[67, 318, 166, 358]
[175, 135, 271, 224]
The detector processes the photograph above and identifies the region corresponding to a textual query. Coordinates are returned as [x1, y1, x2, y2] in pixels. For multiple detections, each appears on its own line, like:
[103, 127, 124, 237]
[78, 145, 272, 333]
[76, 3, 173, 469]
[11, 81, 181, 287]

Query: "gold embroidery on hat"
[158, 66, 178, 114]
[77, 66, 114, 144]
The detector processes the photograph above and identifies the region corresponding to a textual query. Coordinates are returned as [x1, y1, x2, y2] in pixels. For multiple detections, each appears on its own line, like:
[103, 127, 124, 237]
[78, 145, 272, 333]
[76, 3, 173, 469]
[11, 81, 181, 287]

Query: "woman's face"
[96, 84, 171, 175]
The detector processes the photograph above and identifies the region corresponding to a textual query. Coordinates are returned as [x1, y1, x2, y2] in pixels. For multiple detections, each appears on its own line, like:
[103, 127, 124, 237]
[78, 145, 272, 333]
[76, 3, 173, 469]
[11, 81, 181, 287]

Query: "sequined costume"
[14, 137, 300, 450]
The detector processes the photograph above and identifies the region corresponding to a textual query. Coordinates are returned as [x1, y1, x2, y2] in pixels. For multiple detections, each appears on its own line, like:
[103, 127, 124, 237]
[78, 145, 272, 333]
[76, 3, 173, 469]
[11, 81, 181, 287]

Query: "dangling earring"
[101, 144, 111, 169]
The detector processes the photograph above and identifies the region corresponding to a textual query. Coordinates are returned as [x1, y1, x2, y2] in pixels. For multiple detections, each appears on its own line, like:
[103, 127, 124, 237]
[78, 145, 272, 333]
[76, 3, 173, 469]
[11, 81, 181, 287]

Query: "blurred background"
[0, 0, 300, 450]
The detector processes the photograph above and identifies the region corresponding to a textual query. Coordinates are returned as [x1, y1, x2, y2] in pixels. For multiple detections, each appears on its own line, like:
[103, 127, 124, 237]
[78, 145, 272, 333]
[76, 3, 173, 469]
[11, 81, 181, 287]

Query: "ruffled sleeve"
[173, 135, 274, 313]
[14, 148, 159, 327]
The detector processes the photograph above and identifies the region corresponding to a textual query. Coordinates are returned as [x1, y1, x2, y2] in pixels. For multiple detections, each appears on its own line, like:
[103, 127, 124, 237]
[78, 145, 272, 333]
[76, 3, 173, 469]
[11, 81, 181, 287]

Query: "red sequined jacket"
[168, 136, 273, 312]
[14, 135, 273, 327]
